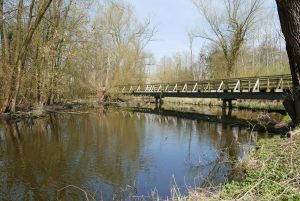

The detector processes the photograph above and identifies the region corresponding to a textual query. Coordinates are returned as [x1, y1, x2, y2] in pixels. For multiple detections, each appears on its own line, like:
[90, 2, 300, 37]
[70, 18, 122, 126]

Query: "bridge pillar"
[228, 99, 233, 110]
[159, 97, 163, 108]
[155, 97, 163, 109]
[222, 99, 233, 109]
[155, 97, 159, 108]
[222, 99, 227, 109]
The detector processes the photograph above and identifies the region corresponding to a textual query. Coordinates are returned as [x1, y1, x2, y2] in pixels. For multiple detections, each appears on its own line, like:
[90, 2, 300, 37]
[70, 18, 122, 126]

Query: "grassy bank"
[181, 133, 300, 201]
[115, 96, 285, 112]
[162, 98, 285, 111]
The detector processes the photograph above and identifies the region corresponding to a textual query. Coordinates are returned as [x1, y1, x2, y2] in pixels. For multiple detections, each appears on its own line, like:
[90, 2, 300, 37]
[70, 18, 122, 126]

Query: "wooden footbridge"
[118, 74, 292, 109]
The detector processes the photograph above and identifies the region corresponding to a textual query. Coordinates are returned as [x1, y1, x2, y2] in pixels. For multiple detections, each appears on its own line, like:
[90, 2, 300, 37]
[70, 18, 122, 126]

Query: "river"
[0, 107, 281, 200]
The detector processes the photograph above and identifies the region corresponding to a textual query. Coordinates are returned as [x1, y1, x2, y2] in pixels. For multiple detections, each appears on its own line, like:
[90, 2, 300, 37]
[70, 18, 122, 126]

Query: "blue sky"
[130, 0, 204, 61]
[129, 0, 278, 62]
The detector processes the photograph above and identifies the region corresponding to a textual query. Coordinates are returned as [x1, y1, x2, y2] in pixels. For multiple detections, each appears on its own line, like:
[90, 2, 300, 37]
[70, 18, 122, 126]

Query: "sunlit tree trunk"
[5, 0, 24, 113]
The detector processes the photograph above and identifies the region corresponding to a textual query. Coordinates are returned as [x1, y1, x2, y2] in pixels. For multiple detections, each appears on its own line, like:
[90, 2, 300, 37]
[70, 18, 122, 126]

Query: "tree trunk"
[276, 0, 300, 124]
[10, 61, 22, 112]
[2, 0, 53, 113]
[0, 0, 4, 102]
[0, 0, 4, 60]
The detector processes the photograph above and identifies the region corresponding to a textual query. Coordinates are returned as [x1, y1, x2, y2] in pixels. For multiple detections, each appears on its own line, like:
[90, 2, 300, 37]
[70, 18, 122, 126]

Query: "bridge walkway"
[117, 74, 292, 109]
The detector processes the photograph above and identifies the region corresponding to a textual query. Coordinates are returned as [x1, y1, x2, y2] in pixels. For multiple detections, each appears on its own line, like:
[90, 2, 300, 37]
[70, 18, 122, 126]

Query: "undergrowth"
[167, 134, 300, 201]
[220, 136, 300, 201]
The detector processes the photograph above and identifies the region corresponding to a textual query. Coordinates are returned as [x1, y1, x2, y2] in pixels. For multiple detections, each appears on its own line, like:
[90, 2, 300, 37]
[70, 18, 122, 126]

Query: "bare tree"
[275, 0, 300, 125]
[91, 0, 155, 87]
[193, 0, 263, 77]
[1, 0, 53, 113]
[0, 0, 154, 112]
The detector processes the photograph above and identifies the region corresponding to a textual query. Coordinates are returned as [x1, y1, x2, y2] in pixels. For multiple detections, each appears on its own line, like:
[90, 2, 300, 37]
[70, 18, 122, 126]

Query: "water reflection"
[0, 108, 261, 200]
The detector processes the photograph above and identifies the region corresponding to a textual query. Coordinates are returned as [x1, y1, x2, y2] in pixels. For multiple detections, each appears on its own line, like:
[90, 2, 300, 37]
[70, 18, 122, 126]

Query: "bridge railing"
[118, 74, 292, 94]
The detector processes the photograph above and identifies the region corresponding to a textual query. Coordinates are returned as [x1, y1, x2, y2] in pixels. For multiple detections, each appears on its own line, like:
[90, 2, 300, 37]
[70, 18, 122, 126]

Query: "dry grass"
[183, 133, 300, 201]
[161, 98, 284, 111]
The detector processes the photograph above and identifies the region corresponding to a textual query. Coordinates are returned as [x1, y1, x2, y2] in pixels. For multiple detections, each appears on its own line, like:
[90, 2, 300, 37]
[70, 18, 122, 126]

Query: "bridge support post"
[159, 97, 163, 108]
[228, 100, 233, 110]
[155, 97, 159, 108]
[155, 97, 163, 109]
[222, 99, 233, 109]
[222, 99, 227, 109]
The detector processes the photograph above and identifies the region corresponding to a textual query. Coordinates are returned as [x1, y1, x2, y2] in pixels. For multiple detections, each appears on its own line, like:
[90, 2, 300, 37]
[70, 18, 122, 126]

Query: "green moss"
[282, 115, 292, 124]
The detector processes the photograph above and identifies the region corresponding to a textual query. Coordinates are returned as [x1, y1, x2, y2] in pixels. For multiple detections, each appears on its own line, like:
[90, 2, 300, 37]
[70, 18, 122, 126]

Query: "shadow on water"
[0, 107, 270, 200]
[128, 106, 284, 134]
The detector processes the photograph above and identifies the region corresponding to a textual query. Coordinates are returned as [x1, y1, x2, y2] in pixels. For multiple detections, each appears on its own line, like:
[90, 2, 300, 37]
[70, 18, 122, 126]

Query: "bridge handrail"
[117, 74, 292, 87]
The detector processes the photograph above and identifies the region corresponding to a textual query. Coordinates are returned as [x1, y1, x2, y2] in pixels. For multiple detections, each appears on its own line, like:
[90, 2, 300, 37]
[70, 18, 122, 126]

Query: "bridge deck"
[118, 74, 292, 100]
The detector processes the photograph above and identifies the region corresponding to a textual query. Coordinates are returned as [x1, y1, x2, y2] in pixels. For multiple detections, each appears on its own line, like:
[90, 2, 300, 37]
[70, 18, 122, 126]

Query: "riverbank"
[155, 97, 285, 112]
[0, 95, 285, 118]
[115, 96, 286, 113]
[0, 100, 100, 120]
[178, 131, 300, 201]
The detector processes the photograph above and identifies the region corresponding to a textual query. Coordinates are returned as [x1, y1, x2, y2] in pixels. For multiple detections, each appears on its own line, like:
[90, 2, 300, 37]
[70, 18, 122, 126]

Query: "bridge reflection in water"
[126, 106, 283, 134]
[119, 74, 292, 109]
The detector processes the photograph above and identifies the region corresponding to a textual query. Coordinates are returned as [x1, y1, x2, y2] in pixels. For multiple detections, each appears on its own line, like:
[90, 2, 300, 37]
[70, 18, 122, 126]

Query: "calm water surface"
[0, 107, 272, 200]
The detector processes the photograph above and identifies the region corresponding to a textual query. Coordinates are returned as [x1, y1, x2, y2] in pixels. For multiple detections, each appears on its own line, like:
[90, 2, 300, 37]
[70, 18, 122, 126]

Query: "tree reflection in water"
[0, 108, 265, 200]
